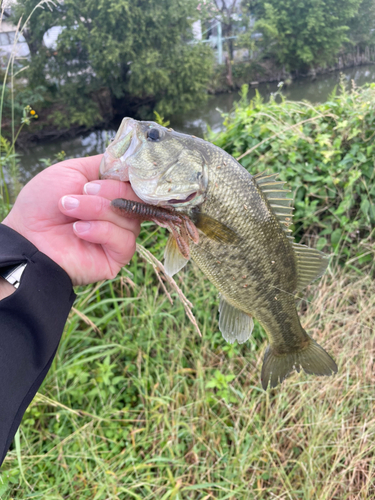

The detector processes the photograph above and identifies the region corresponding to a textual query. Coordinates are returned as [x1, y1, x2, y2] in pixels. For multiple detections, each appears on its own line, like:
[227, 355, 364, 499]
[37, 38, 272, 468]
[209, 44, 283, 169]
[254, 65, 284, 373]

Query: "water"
[17, 64, 375, 181]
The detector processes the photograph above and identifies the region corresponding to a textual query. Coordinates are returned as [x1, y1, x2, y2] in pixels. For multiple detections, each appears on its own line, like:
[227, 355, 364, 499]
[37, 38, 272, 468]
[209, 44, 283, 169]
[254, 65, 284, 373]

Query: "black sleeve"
[0, 224, 76, 467]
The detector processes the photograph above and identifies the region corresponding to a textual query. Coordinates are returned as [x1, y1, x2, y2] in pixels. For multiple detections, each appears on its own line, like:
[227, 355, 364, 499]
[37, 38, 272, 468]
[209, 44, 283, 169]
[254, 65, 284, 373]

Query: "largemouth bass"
[100, 118, 337, 389]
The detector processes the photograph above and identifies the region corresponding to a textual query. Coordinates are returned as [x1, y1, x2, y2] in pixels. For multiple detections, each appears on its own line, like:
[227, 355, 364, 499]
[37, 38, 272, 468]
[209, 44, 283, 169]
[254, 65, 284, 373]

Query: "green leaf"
[361, 198, 370, 216]
[317, 237, 328, 250]
[331, 228, 342, 246]
[0, 475, 9, 496]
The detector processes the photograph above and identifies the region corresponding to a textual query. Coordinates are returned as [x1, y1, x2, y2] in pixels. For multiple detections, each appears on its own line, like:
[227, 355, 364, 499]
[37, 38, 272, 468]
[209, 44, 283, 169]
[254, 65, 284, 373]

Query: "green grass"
[0, 223, 374, 499]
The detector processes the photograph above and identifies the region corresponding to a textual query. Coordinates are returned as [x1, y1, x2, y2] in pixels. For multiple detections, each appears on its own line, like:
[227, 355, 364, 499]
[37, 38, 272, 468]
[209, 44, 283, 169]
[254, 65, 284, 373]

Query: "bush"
[0, 83, 46, 125]
[212, 82, 375, 262]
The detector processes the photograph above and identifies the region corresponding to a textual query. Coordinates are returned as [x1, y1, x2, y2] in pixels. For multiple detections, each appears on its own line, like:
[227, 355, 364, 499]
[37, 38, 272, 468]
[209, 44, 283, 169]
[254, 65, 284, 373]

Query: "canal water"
[18, 64, 375, 182]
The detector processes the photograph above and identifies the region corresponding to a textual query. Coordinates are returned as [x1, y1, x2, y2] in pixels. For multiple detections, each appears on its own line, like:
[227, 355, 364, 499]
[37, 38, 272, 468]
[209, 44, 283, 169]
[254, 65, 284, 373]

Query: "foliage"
[212, 82, 375, 262]
[0, 105, 37, 209]
[0, 83, 46, 125]
[346, 0, 375, 48]
[1, 10, 375, 493]
[205, 369, 237, 404]
[0, 238, 374, 498]
[200, 0, 246, 60]
[39, 150, 67, 168]
[1, 129, 15, 211]
[12, 0, 215, 126]
[251, 0, 362, 71]
[153, 110, 170, 127]
[0, 1, 46, 211]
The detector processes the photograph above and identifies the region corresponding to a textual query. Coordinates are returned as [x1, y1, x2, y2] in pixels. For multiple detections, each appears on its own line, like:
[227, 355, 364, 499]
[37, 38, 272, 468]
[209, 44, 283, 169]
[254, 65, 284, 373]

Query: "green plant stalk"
[0, 1, 56, 206]
[108, 281, 126, 331]
[14, 429, 32, 491]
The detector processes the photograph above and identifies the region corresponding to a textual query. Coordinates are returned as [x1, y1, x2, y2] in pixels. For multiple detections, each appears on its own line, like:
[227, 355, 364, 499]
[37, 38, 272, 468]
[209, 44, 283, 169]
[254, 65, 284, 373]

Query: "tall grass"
[0, 230, 374, 499]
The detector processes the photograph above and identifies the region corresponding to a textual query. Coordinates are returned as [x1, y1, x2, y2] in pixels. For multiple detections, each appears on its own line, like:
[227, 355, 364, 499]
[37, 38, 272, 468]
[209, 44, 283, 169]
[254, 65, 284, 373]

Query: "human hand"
[2, 155, 141, 286]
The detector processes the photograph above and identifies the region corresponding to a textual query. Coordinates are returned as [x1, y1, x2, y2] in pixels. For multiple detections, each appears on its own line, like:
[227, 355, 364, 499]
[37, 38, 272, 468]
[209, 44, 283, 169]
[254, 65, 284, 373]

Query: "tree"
[12, 0, 214, 127]
[199, 0, 250, 87]
[11, 0, 57, 56]
[347, 0, 375, 48]
[210, 0, 241, 61]
[252, 0, 362, 72]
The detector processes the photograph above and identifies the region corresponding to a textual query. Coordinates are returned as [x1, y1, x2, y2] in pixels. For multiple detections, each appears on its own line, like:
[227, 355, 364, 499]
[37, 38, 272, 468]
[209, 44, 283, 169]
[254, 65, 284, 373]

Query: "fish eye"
[147, 128, 160, 141]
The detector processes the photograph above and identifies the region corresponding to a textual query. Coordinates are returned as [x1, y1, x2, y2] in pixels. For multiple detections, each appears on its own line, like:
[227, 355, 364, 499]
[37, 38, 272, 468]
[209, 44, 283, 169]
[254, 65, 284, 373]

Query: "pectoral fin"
[195, 213, 239, 244]
[164, 234, 189, 277]
[219, 296, 254, 344]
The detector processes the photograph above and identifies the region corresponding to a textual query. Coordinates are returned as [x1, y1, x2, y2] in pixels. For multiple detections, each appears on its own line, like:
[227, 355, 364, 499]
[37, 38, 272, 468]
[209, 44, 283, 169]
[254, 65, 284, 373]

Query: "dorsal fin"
[253, 171, 279, 184]
[293, 242, 330, 291]
[253, 171, 294, 231]
[253, 171, 329, 289]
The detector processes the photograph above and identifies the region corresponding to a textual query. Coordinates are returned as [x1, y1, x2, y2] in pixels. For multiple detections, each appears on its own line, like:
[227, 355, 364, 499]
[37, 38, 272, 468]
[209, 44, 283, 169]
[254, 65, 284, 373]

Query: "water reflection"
[18, 129, 118, 183]
[17, 64, 375, 180]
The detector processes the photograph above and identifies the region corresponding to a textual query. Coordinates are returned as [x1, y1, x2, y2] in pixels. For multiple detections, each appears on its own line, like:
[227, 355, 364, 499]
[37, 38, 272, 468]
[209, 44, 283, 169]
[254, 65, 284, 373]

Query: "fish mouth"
[168, 192, 197, 204]
[99, 118, 141, 181]
[99, 156, 128, 181]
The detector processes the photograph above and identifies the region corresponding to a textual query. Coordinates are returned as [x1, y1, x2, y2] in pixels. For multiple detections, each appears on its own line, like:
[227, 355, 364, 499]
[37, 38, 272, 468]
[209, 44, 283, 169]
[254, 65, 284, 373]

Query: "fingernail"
[84, 182, 101, 195]
[62, 196, 80, 210]
[73, 221, 91, 233]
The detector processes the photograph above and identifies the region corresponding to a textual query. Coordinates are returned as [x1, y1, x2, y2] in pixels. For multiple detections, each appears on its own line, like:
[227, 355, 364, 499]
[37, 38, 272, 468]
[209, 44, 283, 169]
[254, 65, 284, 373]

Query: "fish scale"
[100, 117, 338, 389]
[189, 152, 302, 347]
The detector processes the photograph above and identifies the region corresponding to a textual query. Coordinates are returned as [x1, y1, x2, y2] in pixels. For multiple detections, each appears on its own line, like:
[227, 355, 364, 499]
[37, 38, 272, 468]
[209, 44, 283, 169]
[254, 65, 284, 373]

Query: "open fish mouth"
[99, 120, 141, 182]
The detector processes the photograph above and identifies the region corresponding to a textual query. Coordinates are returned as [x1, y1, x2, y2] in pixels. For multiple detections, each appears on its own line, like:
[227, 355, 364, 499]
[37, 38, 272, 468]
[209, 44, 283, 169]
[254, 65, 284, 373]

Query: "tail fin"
[261, 339, 337, 390]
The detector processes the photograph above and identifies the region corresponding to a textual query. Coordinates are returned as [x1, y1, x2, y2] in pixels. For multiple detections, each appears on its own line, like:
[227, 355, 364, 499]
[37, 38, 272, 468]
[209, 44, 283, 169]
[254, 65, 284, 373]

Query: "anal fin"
[164, 234, 189, 277]
[219, 296, 254, 344]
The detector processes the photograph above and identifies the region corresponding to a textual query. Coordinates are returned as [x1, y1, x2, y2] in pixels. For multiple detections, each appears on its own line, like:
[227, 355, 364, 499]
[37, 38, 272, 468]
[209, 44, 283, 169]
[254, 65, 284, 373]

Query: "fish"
[100, 117, 338, 389]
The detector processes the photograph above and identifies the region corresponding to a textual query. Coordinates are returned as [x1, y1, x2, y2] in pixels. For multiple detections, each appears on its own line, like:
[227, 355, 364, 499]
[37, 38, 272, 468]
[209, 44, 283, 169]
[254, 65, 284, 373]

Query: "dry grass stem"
[136, 243, 202, 337]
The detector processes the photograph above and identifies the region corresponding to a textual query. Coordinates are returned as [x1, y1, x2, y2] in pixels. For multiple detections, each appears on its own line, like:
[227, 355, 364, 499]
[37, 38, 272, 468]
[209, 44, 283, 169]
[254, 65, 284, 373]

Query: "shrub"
[212, 82, 375, 262]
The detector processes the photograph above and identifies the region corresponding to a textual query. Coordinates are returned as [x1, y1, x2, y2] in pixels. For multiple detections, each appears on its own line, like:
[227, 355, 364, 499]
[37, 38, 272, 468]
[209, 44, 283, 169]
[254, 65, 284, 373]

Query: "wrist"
[0, 276, 16, 299]
[1, 217, 22, 238]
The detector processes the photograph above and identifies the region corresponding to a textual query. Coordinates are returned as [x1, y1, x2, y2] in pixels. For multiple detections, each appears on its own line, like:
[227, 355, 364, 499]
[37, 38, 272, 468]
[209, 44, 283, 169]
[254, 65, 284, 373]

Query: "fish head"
[100, 118, 209, 208]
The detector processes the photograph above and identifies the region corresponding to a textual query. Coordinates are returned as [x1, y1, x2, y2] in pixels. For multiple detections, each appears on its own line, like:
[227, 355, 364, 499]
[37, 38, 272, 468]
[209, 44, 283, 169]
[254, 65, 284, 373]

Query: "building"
[0, 9, 30, 68]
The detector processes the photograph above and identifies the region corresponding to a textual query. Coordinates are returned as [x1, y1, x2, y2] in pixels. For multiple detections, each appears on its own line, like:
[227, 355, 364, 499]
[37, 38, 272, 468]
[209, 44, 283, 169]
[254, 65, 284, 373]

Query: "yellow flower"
[30, 109, 36, 115]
